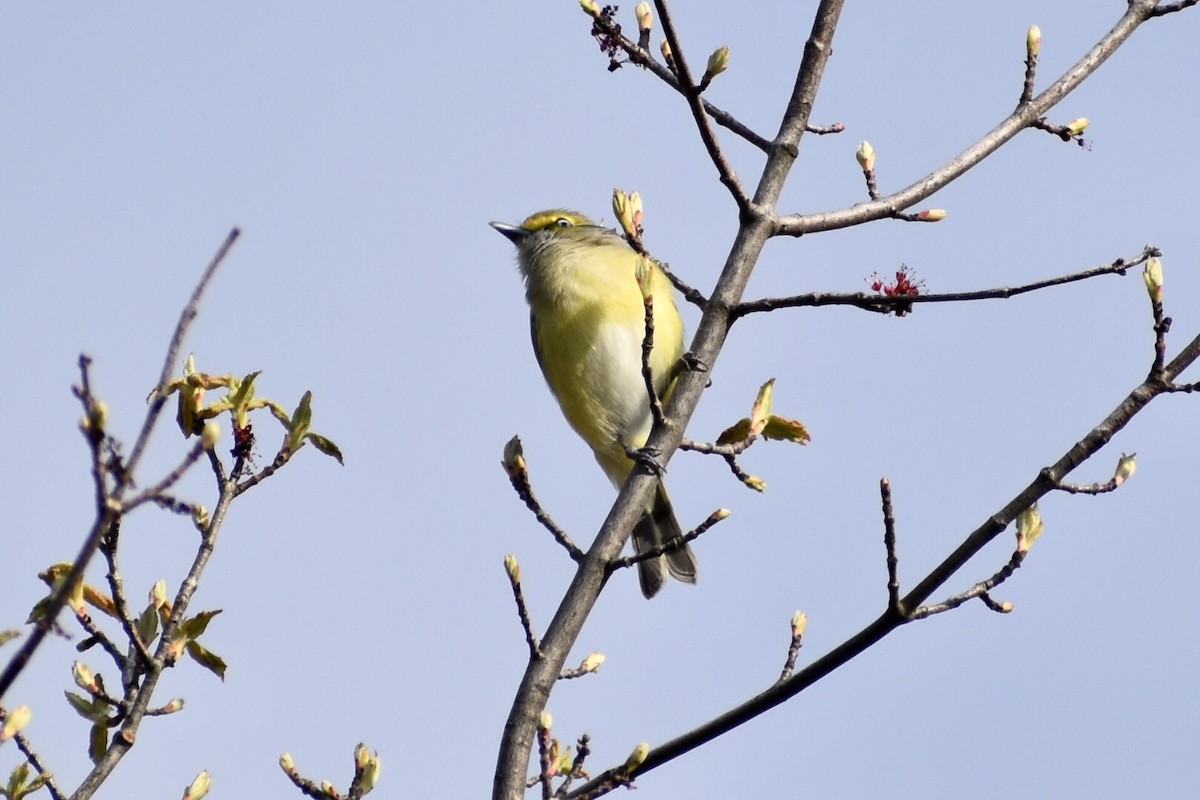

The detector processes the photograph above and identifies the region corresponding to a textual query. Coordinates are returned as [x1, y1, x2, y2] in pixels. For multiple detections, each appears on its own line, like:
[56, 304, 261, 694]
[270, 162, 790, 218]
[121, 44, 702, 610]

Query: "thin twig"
[880, 478, 901, 615]
[732, 246, 1156, 319]
[507, 564, 541, 660]
[504, 458, 585, 562]
[123, 440, 206, 511]
[1147, 0, 1200, 18]
[909, 550, 1026, 620]
[587, 10, 772, 153]
[124, 228, 239, 487]
[611, 508, 728, 572]
[653, 1, 751, 209]
[640, 293, 665, 427]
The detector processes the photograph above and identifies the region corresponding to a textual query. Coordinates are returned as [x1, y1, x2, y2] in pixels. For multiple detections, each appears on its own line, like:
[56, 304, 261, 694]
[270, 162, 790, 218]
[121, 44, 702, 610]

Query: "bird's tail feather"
[632, 481, 698, 598]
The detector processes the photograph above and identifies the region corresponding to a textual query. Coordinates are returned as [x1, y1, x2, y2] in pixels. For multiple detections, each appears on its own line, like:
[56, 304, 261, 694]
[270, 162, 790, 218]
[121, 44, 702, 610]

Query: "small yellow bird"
[491, 209, 698, 597]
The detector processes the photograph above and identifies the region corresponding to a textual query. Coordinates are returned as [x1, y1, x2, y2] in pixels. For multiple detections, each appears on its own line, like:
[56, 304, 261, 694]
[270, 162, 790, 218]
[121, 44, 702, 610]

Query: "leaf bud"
[704, 46, 730, 79]
[623, 742, 650, 772]
[1113, 452, 1137, 487]
[183, 770, 212, 800]
[635, 2, 652, 33]
[1065, 117, 1089, 136]
[1143, 257, 1163, 303]
[856, 140, 876, 172]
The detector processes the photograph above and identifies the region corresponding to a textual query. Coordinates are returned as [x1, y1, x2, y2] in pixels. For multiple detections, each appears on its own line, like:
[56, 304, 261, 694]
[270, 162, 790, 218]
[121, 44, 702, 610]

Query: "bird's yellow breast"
[524, 235, 684, 483]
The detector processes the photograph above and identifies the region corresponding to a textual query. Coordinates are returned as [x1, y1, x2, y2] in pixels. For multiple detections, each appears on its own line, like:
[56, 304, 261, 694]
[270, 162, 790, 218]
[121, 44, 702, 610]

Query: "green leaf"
[64, 691, 109, 723]
[8, 761, 30, 796]
[186, 639, 228, 681]
[227, 371, 262, 428]
[762, 415, 810, 444]
[306, 433, 344, 465]
[88, 721, 109, 765]
[715, 418, 751, 445]
[285, 391, 314, 453]
[179, 608, 223, 640]
[137, 603, 159, 646]
[0, 629, 19, 648]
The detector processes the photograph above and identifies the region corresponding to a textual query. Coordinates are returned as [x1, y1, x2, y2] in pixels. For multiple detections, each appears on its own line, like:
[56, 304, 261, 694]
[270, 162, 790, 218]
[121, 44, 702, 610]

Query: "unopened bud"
[635, 2, 652, 33]
[916, 209, 947, 222]
[635, 256, 652, 299]
[660, 39, 672, 63]
[161, 698, 185, 714]
[361, 752, 382, 794]
[504, 554, 520, 583]
[320, 781, 336, 796]
[73, 661, 98, 693]
[201, 422, 220, 450]
[1065, 117, 1089, 136]
[1113, 452, 1137, 487]
[85, 400, 108, 433]
[150, 579, 169, 609]
[579, 0, 600, 16]
[623, 742, 650, 772]
[704, 46, 730, 80]
[192, 504, 210, 530]
[612, 188, 638, 239]
[1, 705, 31, 741]
[581, 652, 606, 672]
[1015, 504, 1044, 553]
[1143, 257, 1163, 303]
[502, 435, 526, 477]
[184, 770, 212, 800]
[539, 710, 553, 731]
[279, 753, 296, 774]
[791, 611, 808, 638]
[856, 140, 876, 172]
[1027, 25, 1041, 57]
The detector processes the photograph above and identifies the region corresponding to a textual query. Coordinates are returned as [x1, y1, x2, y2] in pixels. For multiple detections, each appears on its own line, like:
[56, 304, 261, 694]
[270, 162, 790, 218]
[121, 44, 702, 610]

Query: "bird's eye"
[554, 217, 573, 228]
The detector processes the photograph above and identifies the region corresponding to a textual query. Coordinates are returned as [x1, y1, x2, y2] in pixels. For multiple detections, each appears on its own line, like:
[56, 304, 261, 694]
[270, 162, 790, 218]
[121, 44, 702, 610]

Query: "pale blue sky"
[3, 3, 1199, 798]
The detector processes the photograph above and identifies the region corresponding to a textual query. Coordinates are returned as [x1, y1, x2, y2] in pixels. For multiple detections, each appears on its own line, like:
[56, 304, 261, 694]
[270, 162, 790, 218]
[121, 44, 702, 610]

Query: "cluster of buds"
[354, 743, 383, 794]
[868, 265, 924, 301]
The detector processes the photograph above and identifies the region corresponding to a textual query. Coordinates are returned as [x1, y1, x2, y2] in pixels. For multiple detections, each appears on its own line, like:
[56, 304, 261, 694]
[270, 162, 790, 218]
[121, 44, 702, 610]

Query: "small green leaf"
[306, 433, 344, 465]
[64, 691, 109, 723]
[715, 418, 752, 445]
[137, 603, 159, 646]
[285, 391, 314, 453]
[0, 629, 19, 648]
[186, 640, 228, 681]
[761, 415, 810, 444]
[179, 609, 223, 640]
[88, 721, 109, 764]
[8, 761, 31, 796]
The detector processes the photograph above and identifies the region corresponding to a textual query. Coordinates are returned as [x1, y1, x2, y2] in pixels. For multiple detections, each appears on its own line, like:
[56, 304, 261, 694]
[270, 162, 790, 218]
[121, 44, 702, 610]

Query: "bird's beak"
[489, 221, 530, 245]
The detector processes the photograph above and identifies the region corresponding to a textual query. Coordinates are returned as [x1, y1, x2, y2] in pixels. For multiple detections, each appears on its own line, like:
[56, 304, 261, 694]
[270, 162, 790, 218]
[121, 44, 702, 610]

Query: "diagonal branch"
[775, 3, 1161, 236]
[567, 326, 1200, 796]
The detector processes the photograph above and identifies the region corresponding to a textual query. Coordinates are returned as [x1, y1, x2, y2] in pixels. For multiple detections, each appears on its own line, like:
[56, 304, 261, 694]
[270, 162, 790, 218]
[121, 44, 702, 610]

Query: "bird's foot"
[626, 444, 667, 477]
